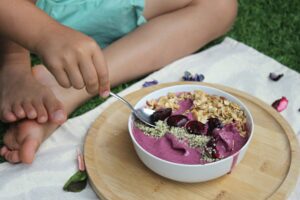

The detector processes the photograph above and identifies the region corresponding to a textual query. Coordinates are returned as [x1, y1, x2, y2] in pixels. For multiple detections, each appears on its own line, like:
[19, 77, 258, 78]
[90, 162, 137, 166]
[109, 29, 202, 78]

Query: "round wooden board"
[84, 82, 300, 200]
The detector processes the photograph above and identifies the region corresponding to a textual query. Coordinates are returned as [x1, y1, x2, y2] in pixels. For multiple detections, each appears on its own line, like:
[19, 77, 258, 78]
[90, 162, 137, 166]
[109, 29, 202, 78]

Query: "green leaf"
[63, 170, 88, 192]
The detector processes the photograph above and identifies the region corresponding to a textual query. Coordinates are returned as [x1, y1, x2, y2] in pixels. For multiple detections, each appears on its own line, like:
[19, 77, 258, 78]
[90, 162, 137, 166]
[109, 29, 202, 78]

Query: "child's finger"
[65, 65, 85, 89]
[50, 67, 72, 88]
[79, 55, 99, 94]
[92, 49, 110, 97]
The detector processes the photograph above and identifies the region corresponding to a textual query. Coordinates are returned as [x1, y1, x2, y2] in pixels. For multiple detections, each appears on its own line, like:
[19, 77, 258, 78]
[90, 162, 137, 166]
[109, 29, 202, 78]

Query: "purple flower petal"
[182, 71, 192, 81]
[77, 149, 85, 171]
[142, 80, 158, 87]
[272, 97, 288, 112]
[195, 74, 205, 82]
[182, 71, 205, 82]
[269, 72, 284, 81]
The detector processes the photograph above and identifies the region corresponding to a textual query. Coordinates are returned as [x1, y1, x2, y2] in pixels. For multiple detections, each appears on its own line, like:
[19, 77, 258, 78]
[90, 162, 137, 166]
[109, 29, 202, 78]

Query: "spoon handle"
[109, 92, 135, 112]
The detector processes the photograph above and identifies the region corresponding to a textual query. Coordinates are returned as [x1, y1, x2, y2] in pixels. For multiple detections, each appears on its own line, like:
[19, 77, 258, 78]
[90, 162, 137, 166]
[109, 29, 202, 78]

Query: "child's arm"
[0, 0, 110, 97]
[0, 38, 31, 68]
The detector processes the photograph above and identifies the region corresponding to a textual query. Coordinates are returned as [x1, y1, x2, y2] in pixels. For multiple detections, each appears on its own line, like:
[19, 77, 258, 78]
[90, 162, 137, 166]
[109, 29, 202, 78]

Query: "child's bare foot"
[0, 120, 57, 163]
[0, 64, 66, 124]
[0, 65, 91, 164]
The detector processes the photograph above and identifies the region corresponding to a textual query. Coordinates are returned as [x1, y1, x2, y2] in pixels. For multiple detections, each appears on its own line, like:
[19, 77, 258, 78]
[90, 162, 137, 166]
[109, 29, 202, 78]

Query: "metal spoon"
[109, 92, 155, 127]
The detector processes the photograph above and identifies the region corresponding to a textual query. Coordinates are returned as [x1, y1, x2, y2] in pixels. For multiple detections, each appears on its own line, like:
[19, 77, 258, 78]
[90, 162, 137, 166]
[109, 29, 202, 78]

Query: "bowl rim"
[128, 84, 254, 167]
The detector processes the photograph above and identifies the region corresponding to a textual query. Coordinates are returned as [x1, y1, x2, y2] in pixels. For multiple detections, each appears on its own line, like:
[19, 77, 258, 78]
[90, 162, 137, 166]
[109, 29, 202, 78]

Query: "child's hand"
[35, 26, 110, 97]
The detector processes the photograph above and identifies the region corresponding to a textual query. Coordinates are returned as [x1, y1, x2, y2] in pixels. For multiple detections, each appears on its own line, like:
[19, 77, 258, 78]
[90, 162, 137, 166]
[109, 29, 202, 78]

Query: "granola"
[146, 90, 247, 137]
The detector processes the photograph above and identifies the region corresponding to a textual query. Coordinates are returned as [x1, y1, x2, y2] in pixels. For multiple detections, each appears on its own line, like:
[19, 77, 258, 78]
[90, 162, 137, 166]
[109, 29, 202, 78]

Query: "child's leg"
[0, 0, 237, 163]
[107, 0, 237, 86]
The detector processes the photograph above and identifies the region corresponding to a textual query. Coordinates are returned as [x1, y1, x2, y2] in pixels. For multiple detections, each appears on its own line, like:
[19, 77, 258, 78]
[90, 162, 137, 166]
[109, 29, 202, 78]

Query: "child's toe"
[12, 103, 26, 119]
[1, 109, 17, 122]
[0, 146, 9, 156]
[20, 137, 40, 164]
[33, 101, 48, 123]
[4, 150, 20, 163]
[23, 101, 37, 119]
[45, 97, 66, 124]
[3, 128, 20, 151]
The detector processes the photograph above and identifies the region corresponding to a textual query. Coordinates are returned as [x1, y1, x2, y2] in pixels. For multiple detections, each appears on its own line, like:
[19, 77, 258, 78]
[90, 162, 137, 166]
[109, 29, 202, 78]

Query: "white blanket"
[0, 38, 299, 200]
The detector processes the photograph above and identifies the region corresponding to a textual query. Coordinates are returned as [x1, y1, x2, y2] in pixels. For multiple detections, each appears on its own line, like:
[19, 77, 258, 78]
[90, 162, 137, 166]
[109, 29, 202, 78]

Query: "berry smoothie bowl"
[128, 84, 254, 183]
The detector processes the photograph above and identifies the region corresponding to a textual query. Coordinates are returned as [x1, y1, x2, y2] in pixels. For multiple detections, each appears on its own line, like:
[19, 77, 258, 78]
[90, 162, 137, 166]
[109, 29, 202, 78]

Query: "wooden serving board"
[84, 82, 300, 200]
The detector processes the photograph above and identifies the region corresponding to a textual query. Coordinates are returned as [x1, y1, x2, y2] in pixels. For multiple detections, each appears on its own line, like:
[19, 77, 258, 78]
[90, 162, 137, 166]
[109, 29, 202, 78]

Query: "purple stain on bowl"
[182, 71, 205, 82]
[142, 80, 158, 87]
[269, 72, 284, 81]
[272, 97, 288, 112]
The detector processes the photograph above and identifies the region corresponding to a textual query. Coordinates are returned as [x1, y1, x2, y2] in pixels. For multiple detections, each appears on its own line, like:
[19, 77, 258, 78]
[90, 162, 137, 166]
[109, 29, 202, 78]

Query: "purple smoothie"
[132, 125, 202, 164]
[213, 124, 247, 158]
[132, 93, 248, 165]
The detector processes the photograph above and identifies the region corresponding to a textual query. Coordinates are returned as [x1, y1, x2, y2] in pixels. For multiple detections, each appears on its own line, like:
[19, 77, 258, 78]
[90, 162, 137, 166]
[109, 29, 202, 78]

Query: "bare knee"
[144, 0, 194, 20]
[191, 0, 238, 35]
[214, 0, 238, 31]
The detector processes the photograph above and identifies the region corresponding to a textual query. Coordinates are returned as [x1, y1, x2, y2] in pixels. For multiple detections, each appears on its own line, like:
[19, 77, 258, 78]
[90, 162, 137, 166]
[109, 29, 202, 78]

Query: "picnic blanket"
[0, 37, 299, 200]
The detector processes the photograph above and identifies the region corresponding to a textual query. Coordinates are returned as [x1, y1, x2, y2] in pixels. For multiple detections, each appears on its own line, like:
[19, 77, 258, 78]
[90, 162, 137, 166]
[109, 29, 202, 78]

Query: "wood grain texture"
[84, 82, 300, 200]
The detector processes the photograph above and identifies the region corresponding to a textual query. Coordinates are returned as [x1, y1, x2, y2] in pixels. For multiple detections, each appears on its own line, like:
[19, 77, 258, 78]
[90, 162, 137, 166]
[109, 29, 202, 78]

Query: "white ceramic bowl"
[128, 84, 254, 183]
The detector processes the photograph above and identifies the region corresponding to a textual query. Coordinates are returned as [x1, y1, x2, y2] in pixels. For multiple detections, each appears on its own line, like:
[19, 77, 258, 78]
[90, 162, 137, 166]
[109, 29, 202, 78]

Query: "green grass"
[228, 0, 300, 72]
[0, 0, 299, 163]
